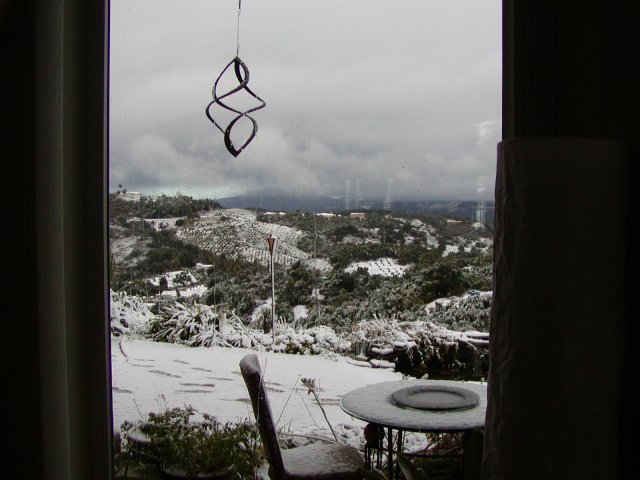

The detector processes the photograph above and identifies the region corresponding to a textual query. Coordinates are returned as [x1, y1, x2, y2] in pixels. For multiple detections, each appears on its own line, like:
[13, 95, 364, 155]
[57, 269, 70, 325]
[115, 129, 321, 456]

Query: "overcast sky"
[109, 0, 501, 201]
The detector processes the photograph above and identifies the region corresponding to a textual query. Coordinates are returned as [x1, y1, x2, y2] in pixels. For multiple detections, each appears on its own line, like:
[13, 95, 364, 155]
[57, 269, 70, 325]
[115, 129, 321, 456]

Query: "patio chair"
[239, 354, 365, 479]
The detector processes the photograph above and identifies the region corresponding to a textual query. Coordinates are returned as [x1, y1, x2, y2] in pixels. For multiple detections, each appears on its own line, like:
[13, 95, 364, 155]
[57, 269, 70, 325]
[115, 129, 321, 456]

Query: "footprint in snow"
[174, 390, 213, 394]
[149, 370, 182, 378]
[112, 387, 132, 394]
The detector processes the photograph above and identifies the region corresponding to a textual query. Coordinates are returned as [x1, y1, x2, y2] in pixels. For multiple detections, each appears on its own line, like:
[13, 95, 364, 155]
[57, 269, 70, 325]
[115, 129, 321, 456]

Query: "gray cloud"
[110, 0, 501, 201]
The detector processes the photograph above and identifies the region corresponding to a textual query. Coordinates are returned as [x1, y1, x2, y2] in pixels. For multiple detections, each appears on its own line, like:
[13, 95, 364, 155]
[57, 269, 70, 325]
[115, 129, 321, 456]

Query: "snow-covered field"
[302, 257, 332, 273]
[344, 257, 412, 277]
[111, 338, 402, 436]
[177, 209, 311, 267]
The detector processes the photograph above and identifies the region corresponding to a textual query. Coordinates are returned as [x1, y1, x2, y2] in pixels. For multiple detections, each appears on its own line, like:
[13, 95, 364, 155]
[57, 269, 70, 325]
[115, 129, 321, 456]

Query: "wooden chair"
[239, 354, 365, 479]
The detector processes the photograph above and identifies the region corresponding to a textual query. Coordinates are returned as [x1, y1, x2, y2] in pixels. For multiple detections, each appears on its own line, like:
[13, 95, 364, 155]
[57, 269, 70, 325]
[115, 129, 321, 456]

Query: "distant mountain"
[218, 192, 344, 213]
[218, 191, 494, 224]
[421, 200, 495, 225]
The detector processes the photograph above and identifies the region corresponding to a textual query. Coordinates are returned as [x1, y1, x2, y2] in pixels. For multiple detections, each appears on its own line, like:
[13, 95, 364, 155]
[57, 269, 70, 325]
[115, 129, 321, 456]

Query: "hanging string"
[236, 0, 242, 57]
[207, 0, 265, 157]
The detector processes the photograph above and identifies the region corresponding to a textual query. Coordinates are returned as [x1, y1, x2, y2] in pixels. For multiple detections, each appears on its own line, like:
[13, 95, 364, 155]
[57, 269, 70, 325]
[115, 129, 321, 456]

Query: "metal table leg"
[395, 429, 404, 479]
[387, 427, 394, 479]
[385, 427, 404, 479]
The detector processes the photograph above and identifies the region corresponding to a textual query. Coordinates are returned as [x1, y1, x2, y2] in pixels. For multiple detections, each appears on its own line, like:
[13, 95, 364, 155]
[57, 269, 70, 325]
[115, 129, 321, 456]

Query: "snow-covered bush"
[426, 291, 492, 332]
[111, 289, 488, 376]
[110, 290, 155, 336]
[350, 316, 489, 377]
[150, 301, 225, 345]
[147, 300, 349, 355]
[270, 326, 350, 355]
[461, 264, 493, 291]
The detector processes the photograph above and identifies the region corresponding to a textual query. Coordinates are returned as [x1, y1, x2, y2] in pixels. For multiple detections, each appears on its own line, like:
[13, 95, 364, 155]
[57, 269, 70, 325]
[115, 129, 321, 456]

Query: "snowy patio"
[111, 337, 404, 444]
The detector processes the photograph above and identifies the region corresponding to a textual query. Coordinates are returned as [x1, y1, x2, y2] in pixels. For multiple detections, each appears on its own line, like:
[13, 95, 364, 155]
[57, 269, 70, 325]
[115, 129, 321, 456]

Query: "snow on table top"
[111, 338, 402, 432]
[340, 379, 487, 432]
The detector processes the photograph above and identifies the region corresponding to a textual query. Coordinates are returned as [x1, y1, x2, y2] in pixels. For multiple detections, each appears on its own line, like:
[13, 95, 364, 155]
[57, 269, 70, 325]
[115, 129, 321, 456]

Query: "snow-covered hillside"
[177, 209, 311, 267]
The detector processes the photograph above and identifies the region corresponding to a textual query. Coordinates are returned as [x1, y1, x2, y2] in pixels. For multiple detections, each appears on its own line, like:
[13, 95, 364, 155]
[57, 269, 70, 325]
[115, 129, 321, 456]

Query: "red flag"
[267, 234, 276, 254]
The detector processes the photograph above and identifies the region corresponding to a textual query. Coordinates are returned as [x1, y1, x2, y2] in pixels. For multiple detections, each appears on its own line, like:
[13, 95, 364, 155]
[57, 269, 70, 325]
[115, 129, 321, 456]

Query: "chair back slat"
[240, 354, 285, 476]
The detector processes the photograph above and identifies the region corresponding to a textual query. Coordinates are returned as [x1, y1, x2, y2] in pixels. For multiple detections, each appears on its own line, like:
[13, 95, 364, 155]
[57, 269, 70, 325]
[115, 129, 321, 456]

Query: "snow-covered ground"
[109, 226, 146, 267]
[344, 257, 412, 277]
[149, 270, 197, 288]
[442, 244, 460, 256]
[111, 338, 402, 436]
[407, 219, 439, 247]
[147, 270, 207, 297]
[302, 257, 332, 273]
[142, 217, 185, 232]
[442, 237, 493, 257]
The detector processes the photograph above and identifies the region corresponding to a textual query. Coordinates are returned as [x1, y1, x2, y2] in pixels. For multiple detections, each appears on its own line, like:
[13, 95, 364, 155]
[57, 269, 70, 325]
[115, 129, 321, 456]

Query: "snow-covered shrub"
[110, 289, 155, 336]
[271, 326, 350, 355]
[350, 316, 489, 377]
[461, 264, 493, 291]
[150, 301, 224, 345]
[146, 299, 350, 355]
[426, 291, 492, 332]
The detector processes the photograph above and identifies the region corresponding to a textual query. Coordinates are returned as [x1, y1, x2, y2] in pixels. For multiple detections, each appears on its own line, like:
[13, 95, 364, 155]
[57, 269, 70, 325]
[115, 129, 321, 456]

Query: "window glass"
[110, 0, 500, 202]
[109, 1, 500, 473]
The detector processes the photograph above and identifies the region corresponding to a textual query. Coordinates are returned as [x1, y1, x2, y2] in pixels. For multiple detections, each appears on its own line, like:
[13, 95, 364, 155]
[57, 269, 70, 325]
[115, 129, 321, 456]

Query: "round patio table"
[340, 379, 487, 479]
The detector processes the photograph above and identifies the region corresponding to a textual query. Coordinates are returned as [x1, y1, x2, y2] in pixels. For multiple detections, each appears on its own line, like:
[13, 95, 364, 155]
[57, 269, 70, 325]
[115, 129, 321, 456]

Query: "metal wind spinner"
[206, 56, 265, 157]
[206, 0, 265, 157]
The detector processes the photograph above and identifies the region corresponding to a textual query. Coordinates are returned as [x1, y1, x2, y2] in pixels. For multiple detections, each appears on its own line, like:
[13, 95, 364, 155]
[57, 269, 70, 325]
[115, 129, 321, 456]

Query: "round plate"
[391, 385, 480, 411]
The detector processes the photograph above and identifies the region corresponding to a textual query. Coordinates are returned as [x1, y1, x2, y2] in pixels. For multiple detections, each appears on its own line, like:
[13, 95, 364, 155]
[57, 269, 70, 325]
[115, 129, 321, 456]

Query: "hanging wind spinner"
[206, 0, 265, 157]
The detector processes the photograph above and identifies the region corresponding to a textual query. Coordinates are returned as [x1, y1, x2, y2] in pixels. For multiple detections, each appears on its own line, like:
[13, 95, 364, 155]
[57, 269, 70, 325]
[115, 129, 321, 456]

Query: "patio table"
[340, 379, 487, 479]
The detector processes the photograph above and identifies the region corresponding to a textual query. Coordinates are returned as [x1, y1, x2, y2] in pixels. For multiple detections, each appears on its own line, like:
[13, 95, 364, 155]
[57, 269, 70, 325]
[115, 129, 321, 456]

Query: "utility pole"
[267, 234, 277, 343]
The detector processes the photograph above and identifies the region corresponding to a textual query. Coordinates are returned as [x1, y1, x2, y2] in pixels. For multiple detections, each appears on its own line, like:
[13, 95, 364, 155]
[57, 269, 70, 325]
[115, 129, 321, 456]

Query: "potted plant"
[115, 406, 262, 479]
